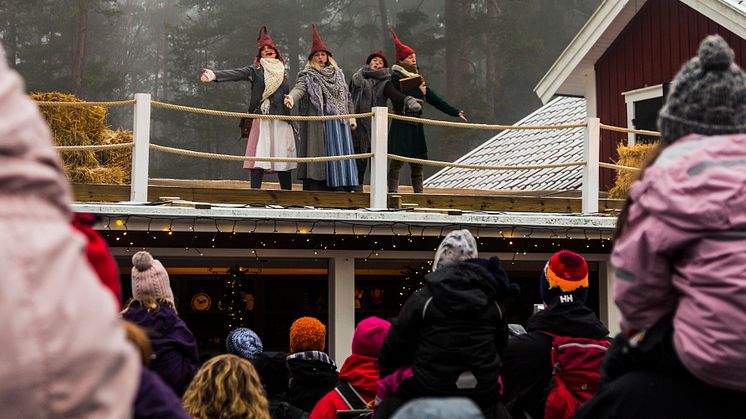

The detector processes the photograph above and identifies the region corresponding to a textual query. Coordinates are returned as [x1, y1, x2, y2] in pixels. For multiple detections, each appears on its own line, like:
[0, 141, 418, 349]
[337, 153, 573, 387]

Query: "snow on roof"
[425, 96, 586, 192]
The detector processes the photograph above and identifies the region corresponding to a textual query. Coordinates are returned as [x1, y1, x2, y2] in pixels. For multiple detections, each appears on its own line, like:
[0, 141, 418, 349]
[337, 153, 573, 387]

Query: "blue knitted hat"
[226, 327, 263, 360]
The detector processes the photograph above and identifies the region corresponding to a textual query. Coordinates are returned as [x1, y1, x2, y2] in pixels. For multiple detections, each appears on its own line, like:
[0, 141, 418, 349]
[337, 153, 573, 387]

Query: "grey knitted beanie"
[658, 35, 746, 142]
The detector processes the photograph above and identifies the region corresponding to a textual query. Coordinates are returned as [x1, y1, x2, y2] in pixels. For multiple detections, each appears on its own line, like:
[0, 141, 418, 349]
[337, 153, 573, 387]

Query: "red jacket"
[309, 354, 378, 419]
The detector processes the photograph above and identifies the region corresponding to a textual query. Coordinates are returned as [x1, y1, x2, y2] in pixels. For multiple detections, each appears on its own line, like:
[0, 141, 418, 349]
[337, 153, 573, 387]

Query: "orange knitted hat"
[289, 317, 326, 353]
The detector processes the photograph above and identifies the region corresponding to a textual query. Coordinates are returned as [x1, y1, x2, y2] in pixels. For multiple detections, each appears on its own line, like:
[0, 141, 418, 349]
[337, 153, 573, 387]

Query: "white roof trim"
[534, 0, 746, 104]
[534, 0, 634, 104]
[681, 0, 746, 39]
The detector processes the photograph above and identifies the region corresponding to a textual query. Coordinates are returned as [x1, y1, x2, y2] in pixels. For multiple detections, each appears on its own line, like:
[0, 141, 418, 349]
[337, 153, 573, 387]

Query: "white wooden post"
[581, 117, 600, 213]
[598, 259, 621, 336]
[328, 255, 355, 367]
[131, 93, 151, 202]
[369, 106, 389, 209]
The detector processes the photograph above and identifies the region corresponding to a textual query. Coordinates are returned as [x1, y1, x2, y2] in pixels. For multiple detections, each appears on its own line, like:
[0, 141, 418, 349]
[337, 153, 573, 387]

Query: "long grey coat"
[288, 66, 355, 182]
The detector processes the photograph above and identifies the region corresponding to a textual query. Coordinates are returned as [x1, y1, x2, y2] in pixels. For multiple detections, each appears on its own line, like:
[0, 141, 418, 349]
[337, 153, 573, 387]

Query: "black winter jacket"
[501, 299, 609, 419]
[287, 355, 339, 413]
[214, 64, 291, 116]
[378, 262, 507, 398]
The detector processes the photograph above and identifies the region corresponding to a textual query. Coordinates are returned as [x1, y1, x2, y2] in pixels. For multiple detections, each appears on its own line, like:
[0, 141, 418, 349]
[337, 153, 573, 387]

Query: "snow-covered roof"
[425, 96, 586, 192]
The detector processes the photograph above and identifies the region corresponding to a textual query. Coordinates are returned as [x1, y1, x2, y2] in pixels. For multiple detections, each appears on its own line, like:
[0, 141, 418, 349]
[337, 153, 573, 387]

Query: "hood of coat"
[339, 353, 378, 397]
[0, 48, 70, 216]
[122, 302, 193, 352]
[424, 263, 498, 314]
[630, 133, 746, 232]
[526, 299, 608, 339]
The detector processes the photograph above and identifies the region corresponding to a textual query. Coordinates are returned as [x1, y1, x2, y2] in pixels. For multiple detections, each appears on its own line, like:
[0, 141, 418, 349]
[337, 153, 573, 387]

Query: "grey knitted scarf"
[351, 66, 390, 112]
[304, 65, 350, 116]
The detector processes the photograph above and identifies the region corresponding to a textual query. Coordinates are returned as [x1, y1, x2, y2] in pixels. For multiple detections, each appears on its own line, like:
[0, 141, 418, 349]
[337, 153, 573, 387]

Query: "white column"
[369, 106, 389, 209]
[598, 259, 621, 336]
[328, 255, 355, 367]
[131, 93, 151, 202]
[581, 117, 600, 213]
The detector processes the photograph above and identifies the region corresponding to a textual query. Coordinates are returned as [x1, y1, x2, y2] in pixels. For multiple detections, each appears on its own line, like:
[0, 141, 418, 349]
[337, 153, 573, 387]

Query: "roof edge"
[534, 0, 635, 104]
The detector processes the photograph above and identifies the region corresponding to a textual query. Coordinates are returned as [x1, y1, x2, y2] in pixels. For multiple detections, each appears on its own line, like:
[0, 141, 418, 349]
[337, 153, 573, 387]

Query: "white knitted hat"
[131, 251, 174, 305]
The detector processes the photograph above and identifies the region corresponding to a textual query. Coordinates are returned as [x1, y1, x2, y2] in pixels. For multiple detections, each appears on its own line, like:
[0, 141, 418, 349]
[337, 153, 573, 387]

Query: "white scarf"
[259, 57, 285, 114]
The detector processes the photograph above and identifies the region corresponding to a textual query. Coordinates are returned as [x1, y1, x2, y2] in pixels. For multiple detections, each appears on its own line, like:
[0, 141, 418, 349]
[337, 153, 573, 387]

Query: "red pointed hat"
[256, 26, 284, 63]
[308, 24, 332, 59]
[390, 29, 415, 61]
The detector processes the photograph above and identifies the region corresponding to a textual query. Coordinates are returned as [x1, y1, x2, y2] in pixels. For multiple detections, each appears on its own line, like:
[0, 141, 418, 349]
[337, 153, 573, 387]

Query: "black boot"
[250, 168, 264, 189]
[278, 171, 292, 190]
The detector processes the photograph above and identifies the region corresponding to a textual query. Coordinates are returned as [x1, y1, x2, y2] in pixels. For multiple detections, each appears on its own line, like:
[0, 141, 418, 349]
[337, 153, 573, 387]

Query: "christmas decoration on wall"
[191, 293, 211, 311]
[221, 266, 250, 331]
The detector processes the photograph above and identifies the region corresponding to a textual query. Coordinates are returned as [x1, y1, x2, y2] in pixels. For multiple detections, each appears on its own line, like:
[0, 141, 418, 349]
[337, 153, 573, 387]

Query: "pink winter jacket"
[612, 133, 746, 392]
[0, 47, 140, 417]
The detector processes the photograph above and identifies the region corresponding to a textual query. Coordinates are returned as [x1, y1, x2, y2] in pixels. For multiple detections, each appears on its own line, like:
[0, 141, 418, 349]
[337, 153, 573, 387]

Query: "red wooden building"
[535, 0, 746, 189]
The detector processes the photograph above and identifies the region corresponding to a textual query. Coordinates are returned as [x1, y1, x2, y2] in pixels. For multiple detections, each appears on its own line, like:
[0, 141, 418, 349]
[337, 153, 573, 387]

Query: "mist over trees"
[0, 0, 600, 181]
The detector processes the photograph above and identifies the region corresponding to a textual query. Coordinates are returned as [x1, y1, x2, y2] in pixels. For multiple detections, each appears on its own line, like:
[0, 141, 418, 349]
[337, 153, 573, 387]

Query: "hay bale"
[608, 143, 657, 199]
[34, 92, 132, 184]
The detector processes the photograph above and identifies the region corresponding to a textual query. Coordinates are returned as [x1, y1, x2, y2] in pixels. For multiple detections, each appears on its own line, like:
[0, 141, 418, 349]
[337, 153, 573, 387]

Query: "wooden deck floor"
[72, 179, 623, 213]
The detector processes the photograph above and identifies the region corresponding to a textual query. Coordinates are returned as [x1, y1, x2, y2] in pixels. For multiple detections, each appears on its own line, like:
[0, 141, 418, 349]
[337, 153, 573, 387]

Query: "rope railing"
[388, 113, 587, 130]
[388, 154, 586, 171]
[600, 123, 661, 137]
[599, 162, 641, 172]
[151, 100, 373, 121]
[150, 143, 372, 163]
[35, 99, 136, 107]
[55, 143, 134, 151]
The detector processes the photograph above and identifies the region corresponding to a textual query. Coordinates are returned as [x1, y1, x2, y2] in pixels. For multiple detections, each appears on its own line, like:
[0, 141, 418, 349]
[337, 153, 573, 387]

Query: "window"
[622, 84, 669, 145]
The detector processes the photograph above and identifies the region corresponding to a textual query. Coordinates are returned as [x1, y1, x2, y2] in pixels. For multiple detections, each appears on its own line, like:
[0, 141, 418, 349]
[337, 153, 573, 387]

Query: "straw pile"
[32, 92, 132, 184]
[608, 142, 656, 199]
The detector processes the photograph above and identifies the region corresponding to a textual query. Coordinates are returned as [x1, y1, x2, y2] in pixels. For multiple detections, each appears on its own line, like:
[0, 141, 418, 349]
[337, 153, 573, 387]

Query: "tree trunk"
[485, 0, 498, 114]
[377, 0, 392, 60]
[7, 2, 18, 67]
[72, 0, 90, 96]
[445, 0, 467, 100]
[287, 0, 301, 79]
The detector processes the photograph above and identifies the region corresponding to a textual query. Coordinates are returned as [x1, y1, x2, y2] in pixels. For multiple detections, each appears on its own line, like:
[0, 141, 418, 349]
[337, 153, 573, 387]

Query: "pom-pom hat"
[540, 250, 589, 304]
[131, 250, 174, 306]
[366, 50, 388, 67]
[658, 34, 746, 142]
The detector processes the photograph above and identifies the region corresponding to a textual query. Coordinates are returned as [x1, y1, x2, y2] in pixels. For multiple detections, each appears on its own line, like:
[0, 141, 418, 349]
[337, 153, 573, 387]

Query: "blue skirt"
[324, 120, 359, 188]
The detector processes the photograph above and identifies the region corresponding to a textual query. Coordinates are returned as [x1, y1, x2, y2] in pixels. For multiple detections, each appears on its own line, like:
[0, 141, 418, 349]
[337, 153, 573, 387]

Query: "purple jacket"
[135, 368, 190, 419]
[122, 302, 200, 396]
[612, 133, 746, 392]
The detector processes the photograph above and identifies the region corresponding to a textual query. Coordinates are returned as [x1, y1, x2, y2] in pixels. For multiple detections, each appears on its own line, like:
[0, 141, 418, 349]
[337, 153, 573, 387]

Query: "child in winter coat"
[310, 316, 391, 418]
[387, 29, 467, 193]
[285, 25, 357, 191]
[576, 35, 746, 419]
[349, 51, 421, 188]
[376, 230, 515, 419]
[122, 251, 200, 396]
[201, 26, 297, 190]
[501, 250, 608, 419]
[286, 316, 339, 412]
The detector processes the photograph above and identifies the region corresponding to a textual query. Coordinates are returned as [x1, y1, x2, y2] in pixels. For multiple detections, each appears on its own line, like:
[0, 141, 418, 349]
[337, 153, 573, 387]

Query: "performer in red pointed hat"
[200, 26, 296, 191]
[283, 25, 359, 191]
[349, 50, 422, 191]
[387, 29, 468, 194]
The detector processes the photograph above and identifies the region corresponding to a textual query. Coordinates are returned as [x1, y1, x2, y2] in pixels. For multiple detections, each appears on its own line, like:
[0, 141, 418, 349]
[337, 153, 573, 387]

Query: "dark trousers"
[250, 169, 292, 190]
[388, 160, 424, 193]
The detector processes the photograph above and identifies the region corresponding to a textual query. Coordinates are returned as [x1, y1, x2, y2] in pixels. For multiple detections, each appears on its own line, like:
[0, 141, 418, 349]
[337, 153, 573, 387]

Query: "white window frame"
[622, 84, 663, 146]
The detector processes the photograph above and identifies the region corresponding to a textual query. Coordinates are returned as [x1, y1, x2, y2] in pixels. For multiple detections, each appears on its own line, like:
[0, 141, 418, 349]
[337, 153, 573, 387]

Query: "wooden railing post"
[369, 106, 389, 209]
[582, 117, 600, 213]
[130, 93, 151, 202]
